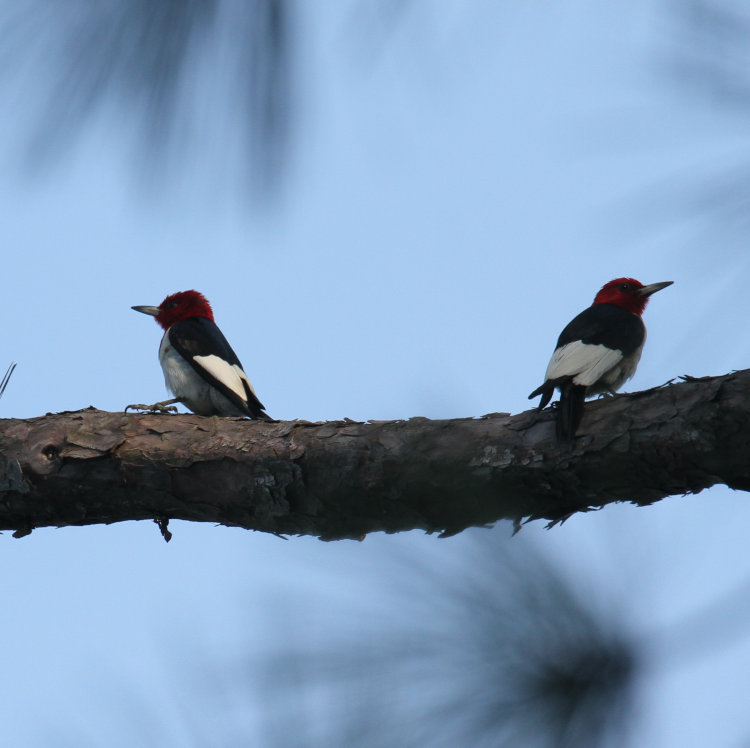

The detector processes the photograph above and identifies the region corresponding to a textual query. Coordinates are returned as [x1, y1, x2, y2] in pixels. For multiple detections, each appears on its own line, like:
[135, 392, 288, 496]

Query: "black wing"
[169, 317, 268, 418]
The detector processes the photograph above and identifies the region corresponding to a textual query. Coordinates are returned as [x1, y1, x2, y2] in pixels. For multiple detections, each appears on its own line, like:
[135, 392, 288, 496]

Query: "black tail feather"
[557, 384, 586, 441]
[529, 382, 555, 410]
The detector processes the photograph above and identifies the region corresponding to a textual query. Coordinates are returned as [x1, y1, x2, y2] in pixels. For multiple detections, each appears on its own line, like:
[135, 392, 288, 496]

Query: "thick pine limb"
[0, 370, 748, 540]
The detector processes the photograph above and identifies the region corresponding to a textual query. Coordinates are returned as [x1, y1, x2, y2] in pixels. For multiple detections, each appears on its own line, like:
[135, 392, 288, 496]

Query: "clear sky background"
[1, 1, 750, 745]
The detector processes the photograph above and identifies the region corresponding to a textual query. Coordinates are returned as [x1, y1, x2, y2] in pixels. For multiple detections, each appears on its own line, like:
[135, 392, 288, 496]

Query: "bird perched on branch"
[129, 290, 270, 419]
[529, 277, 672, 440]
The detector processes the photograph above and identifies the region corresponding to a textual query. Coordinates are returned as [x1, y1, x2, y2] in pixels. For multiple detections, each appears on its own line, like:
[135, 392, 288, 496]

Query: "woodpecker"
[130, 290, 270, 419]
[529, 278, 672, 440]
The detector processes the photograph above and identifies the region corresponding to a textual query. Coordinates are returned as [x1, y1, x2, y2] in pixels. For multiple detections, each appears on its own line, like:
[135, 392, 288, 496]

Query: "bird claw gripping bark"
[124, 400, 179, 415]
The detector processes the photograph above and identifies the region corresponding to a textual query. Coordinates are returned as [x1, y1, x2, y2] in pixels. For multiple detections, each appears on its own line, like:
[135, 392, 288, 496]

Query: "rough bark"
[0, 370, 748, 540]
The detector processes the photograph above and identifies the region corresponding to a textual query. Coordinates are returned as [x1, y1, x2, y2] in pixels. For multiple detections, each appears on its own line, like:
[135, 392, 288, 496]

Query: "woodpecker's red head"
[132, 290, 215, 330]
[592, 278, 673, 316]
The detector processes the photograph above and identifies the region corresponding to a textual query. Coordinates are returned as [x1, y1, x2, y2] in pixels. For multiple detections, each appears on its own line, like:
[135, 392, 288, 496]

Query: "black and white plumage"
[131, 290, 270, 419]
[529, 278, 672, 440]
[160, 316, 267, 418]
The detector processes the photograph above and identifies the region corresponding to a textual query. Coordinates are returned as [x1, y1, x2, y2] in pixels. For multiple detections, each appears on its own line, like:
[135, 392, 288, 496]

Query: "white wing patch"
[193, 355, 256, 403]
[545, 341, 624, 387]
[236, 366, 259, 397]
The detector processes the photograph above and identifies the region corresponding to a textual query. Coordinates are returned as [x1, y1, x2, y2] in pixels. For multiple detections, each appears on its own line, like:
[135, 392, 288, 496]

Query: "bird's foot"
[125, 399, 179, 415]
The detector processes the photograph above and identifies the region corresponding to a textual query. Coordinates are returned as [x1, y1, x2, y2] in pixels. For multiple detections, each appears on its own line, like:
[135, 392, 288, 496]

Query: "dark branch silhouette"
[0, 369, 748, 539]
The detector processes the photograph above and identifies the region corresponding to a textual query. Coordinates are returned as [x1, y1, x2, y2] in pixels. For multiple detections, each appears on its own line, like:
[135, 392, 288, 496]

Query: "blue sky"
[1, 1, 749, 745]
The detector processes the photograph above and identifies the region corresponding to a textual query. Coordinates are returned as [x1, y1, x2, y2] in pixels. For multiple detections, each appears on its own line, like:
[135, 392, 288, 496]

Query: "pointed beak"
[637, 281, 673, 297]
[132, 305, 161, 317]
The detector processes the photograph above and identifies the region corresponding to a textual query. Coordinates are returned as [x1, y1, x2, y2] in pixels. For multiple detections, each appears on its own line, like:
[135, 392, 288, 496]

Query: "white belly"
[158, 333, 245, 416]
[545, 339, 645, 396]
[586, 345, 643, 395]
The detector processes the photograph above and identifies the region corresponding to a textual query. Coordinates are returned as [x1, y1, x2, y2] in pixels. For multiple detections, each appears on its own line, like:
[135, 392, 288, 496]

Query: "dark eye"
[165, 301, 176, 310]
[619, 283, 630, 291]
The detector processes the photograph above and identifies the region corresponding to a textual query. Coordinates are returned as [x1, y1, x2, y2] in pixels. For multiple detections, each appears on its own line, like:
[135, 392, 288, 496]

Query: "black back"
[556, 303, 645, 356]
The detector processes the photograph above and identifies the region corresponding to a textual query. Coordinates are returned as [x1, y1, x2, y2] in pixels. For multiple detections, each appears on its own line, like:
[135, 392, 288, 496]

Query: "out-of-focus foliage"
[251, 530, 639, 748]
[668, 0, 750, 107]
[661, 0, 750, 238]
[0, 0, 291, 191]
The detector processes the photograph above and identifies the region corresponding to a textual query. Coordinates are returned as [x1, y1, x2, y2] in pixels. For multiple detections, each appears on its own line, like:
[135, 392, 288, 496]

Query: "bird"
[528, 277, 672, 440]
[129, 290, 270, 419]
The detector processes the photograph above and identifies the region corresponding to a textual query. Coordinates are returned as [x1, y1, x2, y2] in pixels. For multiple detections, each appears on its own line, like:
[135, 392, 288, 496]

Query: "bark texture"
[0, 370, 748, 540]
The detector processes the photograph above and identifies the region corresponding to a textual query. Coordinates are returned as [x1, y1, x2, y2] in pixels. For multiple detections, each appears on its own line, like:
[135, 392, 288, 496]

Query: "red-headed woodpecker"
[130, 290, 270, 419]
[529, 278, 672, 440]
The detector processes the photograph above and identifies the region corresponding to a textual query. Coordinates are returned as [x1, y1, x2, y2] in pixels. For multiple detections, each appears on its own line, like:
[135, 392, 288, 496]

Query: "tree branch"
[1, 369, 748, 540]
